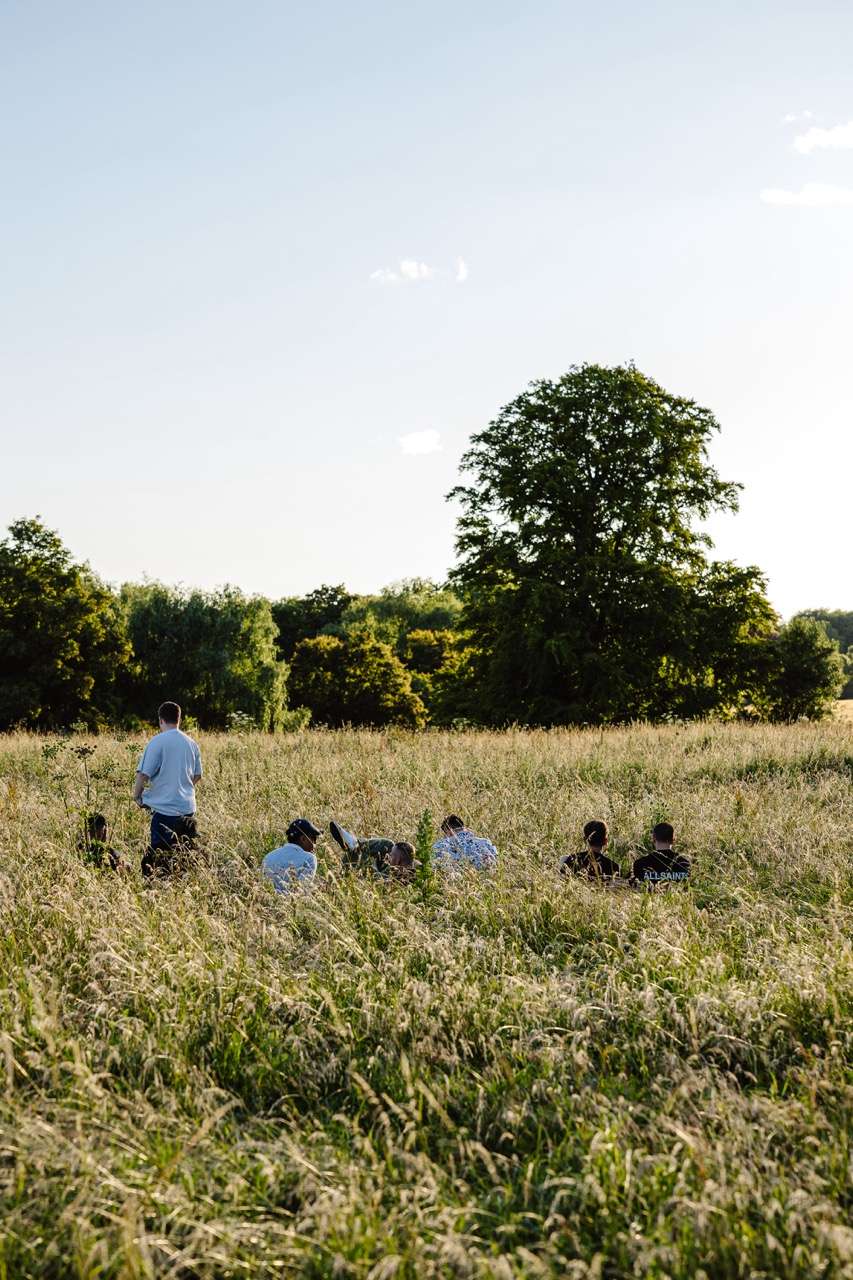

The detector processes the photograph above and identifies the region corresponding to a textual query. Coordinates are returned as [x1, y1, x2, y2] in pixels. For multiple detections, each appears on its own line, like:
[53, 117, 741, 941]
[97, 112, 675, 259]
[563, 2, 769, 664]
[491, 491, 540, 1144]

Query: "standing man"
[132, 701, 202, 876]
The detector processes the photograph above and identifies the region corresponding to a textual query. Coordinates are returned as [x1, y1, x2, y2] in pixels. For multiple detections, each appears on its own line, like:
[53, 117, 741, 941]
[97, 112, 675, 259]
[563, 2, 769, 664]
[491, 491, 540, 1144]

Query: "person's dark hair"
[392, 841, 415, 866]
[583, 819, 608, 847]
[652, 821, 674, 843]
[89, 813, 107, 838]
[287, 817, 322, 845]
[441, 814, 464, 832]
[158, 701, 181, 725]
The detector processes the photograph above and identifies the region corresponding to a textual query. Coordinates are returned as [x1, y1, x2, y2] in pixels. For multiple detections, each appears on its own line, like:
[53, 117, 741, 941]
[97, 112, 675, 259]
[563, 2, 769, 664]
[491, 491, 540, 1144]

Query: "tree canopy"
[122, 583, 287, 730]
[0, 518, 130, 729]
[288, 628, 426, 728]
[448, 363, 779, 724]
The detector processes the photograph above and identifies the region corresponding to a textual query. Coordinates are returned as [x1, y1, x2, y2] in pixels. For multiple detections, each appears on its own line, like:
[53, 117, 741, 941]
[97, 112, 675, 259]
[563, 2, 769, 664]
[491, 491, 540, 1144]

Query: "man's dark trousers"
[142, 811, 199, 877]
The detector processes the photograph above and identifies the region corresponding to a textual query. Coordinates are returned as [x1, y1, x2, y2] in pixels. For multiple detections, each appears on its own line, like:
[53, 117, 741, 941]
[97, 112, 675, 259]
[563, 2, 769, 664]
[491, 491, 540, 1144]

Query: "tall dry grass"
[0, 722, 851, 1278]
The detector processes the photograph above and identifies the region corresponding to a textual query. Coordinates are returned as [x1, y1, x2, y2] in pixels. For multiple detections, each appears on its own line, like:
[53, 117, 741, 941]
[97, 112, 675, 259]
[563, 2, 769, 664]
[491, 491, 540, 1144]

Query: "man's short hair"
[441, 814, 464, 832]
[158, 701, 181, 725]
[583, 819, 608, 847]
[652, 821, 674, 843]
[392, 841, 415, 865]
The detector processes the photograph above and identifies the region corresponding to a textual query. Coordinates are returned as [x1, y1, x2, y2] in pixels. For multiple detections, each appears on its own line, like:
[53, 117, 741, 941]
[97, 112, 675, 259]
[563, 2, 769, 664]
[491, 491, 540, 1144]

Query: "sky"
[2, 0, 852, 617]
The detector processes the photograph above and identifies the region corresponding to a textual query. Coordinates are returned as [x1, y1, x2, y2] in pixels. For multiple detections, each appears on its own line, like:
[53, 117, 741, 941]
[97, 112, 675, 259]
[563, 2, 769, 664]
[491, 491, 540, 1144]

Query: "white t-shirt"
[262, 843, 317, 893]
[137, 728, 202, 817]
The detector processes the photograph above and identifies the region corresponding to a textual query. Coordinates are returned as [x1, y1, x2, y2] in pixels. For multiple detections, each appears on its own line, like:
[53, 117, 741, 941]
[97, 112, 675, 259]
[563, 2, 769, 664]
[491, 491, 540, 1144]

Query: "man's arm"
[132, 772, 149, 806]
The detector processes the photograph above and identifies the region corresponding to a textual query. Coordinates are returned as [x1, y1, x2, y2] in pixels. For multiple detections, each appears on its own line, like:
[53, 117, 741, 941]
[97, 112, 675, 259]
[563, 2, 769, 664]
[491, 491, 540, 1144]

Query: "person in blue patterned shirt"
[432, 814, 498, 872]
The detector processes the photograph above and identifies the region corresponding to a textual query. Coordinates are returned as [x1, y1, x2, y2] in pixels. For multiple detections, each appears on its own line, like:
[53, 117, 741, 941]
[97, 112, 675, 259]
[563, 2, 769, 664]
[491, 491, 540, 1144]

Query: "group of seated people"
[260, 813, 498, 891]
[259, 813, 690, 893]
[559, 819, 690, 886]
[79, 808, 689, 893]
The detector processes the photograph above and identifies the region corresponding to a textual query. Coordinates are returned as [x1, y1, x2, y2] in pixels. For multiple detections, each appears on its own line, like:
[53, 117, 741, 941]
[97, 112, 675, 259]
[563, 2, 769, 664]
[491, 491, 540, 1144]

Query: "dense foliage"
[0, 359, 847, 729]
[0, 519, 130, 730]
[0, 724, 851, 1276]
[121, 583, 288, 730]
[289, 628, 427, 728]
[794, 609, 853, 697]
[448, 364, 788, 724]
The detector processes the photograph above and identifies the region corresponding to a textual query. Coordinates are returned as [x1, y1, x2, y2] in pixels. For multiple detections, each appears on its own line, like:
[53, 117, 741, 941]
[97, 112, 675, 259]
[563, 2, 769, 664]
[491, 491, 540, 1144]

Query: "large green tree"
[289, 628, 426, 728]
[122, 584, 287, 729]
[793, 609, 853, 697]
[0, 518, 131, 729]
[448, 363, 777, 724]
[755, 617, 845, 722]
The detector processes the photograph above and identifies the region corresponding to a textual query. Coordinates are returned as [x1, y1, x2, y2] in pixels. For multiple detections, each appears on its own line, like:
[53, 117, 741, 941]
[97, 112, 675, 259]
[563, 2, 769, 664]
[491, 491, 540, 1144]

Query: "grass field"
[0, 723, 851, 1279]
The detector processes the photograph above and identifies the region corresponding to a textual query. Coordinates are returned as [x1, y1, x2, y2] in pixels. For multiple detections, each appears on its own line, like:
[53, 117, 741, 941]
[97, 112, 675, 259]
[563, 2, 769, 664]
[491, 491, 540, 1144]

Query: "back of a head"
[652, 821, 674, 844]
[583, 819, 608, 848]
[391, 840, 415, 867]
[86, 813, 108, 845]
[441, 814, 464, 834]
[158, 700, 181, 727]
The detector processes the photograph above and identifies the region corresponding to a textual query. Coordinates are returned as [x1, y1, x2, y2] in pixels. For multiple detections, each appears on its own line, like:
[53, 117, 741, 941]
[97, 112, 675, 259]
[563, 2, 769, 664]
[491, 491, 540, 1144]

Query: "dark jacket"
[632, 849, 690, 886]
[561, 848, 621, 879]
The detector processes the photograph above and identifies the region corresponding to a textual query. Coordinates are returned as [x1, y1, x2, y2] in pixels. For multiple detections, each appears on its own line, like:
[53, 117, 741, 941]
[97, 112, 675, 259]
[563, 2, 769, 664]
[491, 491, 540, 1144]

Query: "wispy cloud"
[793, 120, 853, 153]
[398, 429, 442, 456]
[369, 256, 468, 285]
[782, 109, 814, 124]
[370, 259, 434, 285]
[760, 183, 853, 207]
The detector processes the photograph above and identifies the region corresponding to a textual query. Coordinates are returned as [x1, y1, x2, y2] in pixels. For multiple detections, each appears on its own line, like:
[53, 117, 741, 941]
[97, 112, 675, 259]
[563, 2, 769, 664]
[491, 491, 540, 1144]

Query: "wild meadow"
[0, 721, 851, 1279]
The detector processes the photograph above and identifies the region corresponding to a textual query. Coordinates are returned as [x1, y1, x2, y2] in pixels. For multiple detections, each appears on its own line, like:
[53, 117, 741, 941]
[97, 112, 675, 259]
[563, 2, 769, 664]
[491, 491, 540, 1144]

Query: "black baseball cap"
[287, 818, 322, 843]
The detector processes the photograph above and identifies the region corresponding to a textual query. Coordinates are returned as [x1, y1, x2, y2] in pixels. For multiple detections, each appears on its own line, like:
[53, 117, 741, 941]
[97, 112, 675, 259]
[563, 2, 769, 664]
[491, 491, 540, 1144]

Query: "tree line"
[1, 364, 848, 731]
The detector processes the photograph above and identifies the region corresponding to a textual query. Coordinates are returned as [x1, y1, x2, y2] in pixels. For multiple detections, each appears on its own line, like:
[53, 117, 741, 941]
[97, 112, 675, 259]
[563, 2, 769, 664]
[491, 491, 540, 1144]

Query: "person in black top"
[560, 820, 621, 880]
[632, 822, 690, 888]
[79, 813, 126, 872]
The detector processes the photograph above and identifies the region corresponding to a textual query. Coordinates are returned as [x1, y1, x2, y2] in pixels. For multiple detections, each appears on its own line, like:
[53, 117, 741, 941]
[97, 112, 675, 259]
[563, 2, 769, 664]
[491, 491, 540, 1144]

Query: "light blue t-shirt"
[262, 843, 317, 893]
[137, 728, 202, 817]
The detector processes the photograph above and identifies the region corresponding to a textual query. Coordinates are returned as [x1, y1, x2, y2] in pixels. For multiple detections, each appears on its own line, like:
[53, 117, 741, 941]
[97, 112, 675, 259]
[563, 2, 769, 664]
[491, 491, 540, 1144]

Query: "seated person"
[387, 841, 418, 884]
[262, 818, 321, 893]
[632, 822, 690, 888]
[329, 821, 394, 876]
[432, 814, 497, 872]
[560, 819, 620, 880]
[79, 813, 126, 872]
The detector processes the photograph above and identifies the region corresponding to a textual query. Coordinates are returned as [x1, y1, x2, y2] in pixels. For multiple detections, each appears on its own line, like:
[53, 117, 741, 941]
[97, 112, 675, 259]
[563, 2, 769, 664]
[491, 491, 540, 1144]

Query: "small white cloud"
[371, 259, 434, 284]
[793, 119, 853, 153]
[455, 256, 469, 283]
[399, 259, 433, 281]
[782, 109, 814, 124]
[398, 429, 442, 456]
[370, 267, 400, 283]
[760, 183, 853, 207]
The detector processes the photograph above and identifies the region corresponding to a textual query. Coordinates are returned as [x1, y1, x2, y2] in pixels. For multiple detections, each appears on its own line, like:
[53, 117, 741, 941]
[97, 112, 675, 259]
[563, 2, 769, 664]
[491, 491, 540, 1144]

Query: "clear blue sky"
[2, 0, 852, 615]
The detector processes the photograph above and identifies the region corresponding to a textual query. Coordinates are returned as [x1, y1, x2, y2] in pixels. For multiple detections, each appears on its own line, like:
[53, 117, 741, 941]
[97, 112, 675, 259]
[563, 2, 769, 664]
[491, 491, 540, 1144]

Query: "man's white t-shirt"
[137, 728, 202, 816]
[262, 843, 317, 893]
